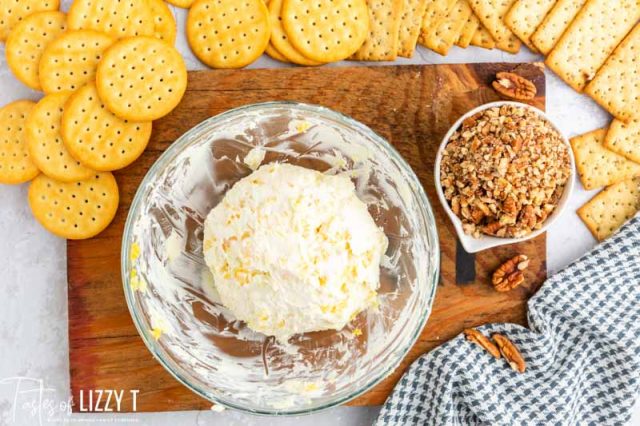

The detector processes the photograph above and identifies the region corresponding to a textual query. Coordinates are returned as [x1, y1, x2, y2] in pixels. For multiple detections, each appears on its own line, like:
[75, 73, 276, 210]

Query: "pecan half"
[492, 72, 537, 100]
[492, 254, 529, 292]
[492, 334, 526, 373]
[464, 328, 501, 358]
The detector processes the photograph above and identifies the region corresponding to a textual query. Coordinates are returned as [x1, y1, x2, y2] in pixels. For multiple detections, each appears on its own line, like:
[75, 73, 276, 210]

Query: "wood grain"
[68, 63, 547, 412]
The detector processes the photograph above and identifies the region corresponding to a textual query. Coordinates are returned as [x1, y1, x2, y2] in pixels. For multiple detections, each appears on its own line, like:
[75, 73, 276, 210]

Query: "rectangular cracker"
[545, 0, 640, 92]
[504, 0, 558, 52]
[398, 0, 430, 57]
[419, 0, 472, 55]
[417, 0, 457, 51]
[584, 24, 640, 122]
[605, 119, 640, 163]
[578, 178, 640, 241]
[470, 23, 496, 49]
[467, 0, 521, 53]
[352, 0, 405, 61]
[530, 0, 586, 54]
[456, 11, 479, 48]
[571, 128, 640, 190]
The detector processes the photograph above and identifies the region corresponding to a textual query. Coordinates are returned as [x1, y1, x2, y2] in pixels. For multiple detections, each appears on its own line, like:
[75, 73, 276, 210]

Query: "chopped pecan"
[440, 105, 571, 239]
[470, 136, 482, 151]
[462, 116, 477, 129]
[464, 329, 501, 358]
[519, 205, 537, 229]
[503, 196, 518, 217]
[469, 207, 486, 224]
[510, 136, 523, 152]
[492, 254, 529, 292]
[492, 72, 537, 100]
[451, 196, 461, 215]
[474, 199, 491, 216]
[482, 221, 502, 235]
[492, 334, 526, 373]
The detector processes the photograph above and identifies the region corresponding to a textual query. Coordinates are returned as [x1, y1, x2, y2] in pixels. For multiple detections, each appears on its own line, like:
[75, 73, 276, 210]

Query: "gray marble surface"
[0, 3, 638, 425]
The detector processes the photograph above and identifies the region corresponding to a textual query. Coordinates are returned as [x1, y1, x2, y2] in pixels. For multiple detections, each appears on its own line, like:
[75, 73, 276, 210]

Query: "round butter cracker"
[0, 100, 40, 185]
[67, 0, 154, 39]
[25, 92, 95, 182]
[28, 172, 119, 240]
[5, 11, 67, 91]
[149, 0, 177, 44]
[0, 0, 60, 42]
[269, 0, 323, 66]
[187, 0, 271, 69]
[61, 82, 152, 171]
[39, 30, 115, 94]
[265, 42, 289, 63]
[166, 0, 195, 8]
[281, 0, 370, 63]
[96, 36, 187, 121]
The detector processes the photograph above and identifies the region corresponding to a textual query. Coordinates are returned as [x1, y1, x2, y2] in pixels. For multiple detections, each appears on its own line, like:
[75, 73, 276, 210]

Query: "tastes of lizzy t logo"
[0, 376, 139, 425]
[78, 389, 139, 412]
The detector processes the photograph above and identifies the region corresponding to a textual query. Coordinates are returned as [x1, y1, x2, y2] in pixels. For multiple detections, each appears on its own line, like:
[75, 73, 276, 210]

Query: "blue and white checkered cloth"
[377, 216, 640, 425]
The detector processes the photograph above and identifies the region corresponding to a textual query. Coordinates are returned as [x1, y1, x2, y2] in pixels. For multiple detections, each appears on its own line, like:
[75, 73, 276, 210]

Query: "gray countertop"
[1, 2, 638, 425]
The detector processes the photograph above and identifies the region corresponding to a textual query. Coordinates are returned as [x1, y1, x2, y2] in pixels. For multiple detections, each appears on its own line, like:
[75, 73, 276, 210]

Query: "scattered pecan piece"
[464, 328, 501, 358]
[492, 334, 526, 373]
[492, 254, 529, 292]
[492, 72, 537, 100]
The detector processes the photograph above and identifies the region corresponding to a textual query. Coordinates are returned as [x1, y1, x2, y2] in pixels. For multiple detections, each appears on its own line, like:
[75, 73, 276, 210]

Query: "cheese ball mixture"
[203, 163, 388, 341]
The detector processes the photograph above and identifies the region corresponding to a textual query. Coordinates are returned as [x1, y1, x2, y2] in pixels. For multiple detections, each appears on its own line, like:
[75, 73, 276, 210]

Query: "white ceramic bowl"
[434, 101, 575, 254]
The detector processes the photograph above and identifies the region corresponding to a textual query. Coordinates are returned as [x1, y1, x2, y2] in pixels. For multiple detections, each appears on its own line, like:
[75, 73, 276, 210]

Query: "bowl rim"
[121, 101, 441, 416]
[433, 101, 576, 254]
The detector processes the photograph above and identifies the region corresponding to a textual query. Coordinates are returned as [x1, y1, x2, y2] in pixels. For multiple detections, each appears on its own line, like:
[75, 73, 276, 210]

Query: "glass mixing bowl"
[121, 102, 439, 415]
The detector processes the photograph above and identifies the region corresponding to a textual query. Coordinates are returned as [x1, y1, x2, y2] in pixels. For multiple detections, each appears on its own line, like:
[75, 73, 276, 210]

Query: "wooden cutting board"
[68, 63, 547, 412]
